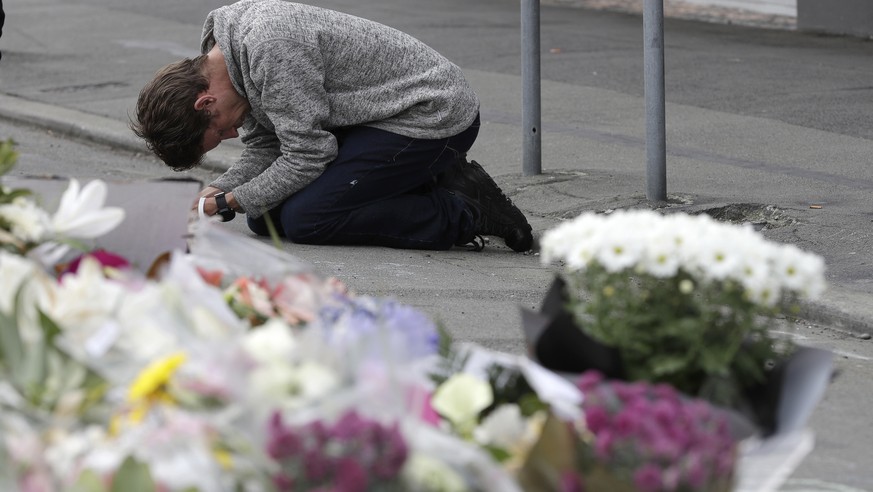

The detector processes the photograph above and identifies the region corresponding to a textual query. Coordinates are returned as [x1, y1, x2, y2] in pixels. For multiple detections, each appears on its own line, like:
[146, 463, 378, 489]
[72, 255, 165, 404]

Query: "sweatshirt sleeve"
[208, 119, 279, 195]
[224, 38, 337, 218]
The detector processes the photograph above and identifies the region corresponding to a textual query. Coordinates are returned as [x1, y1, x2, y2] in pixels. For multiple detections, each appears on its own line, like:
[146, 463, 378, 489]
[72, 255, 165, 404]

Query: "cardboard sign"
[3, 176, 201, 271]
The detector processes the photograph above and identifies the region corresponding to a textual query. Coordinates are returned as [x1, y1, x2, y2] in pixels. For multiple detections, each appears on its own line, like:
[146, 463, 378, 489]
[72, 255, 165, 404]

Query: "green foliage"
[563, 264, 783, 406]
[0, 283, 108, 417]
[110, 457, 156, 492]
[0, 139, 33, 206]
[0, 138, 19, 176]
[484, 363, 547, 418]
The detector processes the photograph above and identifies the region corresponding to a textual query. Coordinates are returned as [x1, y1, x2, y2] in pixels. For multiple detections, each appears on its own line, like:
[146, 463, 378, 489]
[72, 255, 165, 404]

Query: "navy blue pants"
[247, 115, 480, 250]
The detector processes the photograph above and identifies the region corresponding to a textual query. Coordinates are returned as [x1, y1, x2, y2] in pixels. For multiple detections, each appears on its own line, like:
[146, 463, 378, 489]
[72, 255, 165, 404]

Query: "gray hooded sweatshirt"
[202, 0, 480, 218]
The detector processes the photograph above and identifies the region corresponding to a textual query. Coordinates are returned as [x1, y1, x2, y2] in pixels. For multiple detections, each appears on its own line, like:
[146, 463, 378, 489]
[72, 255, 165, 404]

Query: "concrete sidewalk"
[0, 0, 871, 338]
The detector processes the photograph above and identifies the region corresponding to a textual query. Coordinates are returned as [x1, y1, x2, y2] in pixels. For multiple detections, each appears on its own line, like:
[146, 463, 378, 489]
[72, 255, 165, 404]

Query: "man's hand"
[192, 187, 241, 217]
[192, 186, 223, 214]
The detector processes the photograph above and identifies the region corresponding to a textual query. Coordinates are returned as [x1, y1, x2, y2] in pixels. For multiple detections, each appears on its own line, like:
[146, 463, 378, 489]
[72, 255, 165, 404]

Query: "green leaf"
[110, 456, 156, 492]
[485, 444, 513, 463]
[0, 310, 24, 378]
[70, 469, 108, 492]
[0, 138, 19, 176]
[37, 309, 62, 345]
[649, 353, 691, 377]
[0, 188, 32, 205]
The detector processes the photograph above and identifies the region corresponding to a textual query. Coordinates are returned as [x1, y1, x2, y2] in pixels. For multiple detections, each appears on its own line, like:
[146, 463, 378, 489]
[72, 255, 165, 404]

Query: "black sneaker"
[440, 156, 534, 252]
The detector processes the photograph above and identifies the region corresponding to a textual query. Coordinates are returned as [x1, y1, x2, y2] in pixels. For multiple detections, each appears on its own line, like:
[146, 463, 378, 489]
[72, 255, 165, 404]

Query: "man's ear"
[194, 94, 215, 111]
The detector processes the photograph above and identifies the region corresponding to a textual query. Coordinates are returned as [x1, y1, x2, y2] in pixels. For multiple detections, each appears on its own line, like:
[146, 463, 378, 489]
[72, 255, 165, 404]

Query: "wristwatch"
[213, 192, 236, 222]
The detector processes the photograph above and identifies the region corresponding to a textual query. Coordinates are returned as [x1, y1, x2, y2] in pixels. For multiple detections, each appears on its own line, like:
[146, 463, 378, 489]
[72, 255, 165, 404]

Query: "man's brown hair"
[131, 55, 211, 171]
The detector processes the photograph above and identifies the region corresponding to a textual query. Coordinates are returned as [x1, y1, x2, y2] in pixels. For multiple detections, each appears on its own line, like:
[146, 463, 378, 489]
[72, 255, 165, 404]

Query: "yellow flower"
[127, 352, 186, 404]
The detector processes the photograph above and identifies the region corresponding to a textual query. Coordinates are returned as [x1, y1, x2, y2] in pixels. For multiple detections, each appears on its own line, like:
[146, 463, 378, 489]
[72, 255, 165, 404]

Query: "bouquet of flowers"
[0, 153, 515, 491]
[566, 371, 737, 492]
[534, 209, 830, 434]
[427, 346, 739, 492]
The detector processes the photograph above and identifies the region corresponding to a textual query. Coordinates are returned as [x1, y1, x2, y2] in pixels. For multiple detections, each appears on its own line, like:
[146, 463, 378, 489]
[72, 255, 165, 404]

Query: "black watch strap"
[214, 192, 236, 222]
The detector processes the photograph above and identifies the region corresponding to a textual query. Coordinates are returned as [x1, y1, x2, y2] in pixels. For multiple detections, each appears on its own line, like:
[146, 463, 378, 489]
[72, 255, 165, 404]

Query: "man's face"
[200, 96, 250, 153]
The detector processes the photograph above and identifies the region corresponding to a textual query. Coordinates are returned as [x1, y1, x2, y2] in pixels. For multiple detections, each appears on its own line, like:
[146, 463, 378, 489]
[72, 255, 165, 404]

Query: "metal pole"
[521, 0, 542, 176]
[644, 0, 667, 201]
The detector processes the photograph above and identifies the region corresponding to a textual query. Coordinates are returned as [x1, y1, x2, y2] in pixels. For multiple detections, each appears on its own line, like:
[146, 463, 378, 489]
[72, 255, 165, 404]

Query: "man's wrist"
[225, 191, 240, 211]
[213, 192, 236, 221]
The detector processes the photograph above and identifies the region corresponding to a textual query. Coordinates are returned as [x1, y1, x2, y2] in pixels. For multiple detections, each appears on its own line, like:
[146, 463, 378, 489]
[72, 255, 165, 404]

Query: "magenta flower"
[335, 457, 368, 492]
[584, 405, 610, 434]
[265, 409, 409, 490]
[573, 371, 737, 491]
[61, 249, 129, 277]
[634, 463, 664, 492]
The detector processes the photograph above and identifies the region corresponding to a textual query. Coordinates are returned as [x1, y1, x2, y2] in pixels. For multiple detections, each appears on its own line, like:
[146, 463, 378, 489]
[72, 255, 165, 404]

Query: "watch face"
[218, 209, 236, 222]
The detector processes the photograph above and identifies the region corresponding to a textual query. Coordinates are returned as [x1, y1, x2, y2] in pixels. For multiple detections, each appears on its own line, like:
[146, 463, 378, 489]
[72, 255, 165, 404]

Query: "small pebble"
[857, 333, 872, 340]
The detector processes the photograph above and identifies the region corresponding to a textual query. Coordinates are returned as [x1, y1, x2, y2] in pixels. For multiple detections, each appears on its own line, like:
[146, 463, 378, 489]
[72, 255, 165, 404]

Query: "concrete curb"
[1, 91, 871, 337]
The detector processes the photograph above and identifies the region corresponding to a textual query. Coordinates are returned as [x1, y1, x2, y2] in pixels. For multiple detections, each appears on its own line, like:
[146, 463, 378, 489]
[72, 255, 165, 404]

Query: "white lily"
[51, 179, 125, 239]
[431, 373, 493, 437]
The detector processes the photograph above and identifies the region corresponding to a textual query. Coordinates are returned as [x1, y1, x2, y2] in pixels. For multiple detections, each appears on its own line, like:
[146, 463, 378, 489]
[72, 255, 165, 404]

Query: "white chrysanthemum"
[744, 275, 782, 307]
[540, 212, 602, 267]
[735, 242, 774, 295]
[642, 234, 681, 278]
[0, 196, 52, 243]
[773, 243, 827, 297]
[242, 318, 297, 365]
[540, 209, 827, 304]
[693, 234, 746, 281]
[249, 360, 340, 409]
[293, 361, 341, 402]
[593, 227, 644, 273]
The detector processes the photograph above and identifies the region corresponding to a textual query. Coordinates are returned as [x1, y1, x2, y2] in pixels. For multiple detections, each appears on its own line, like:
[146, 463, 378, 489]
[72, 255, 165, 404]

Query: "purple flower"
[335, 457, 369, 492]
[372, 424, 409, 479]
[303, 448, 333, 482]
[576, 370, 604, 392]
[576, 378, 738, 490]
[317, 297, 439, 360]
[561, 471, 585, 492]
[633, 463, 664, 492]
[585, 405, 610, 434]
[594, 430, 615, 460]
[272, 472, 295, 492]
[682, 453, 710, 489]
[613, 407, 643, 438]
[332, 411, 369, 440]
[265, 409, 409, 489]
